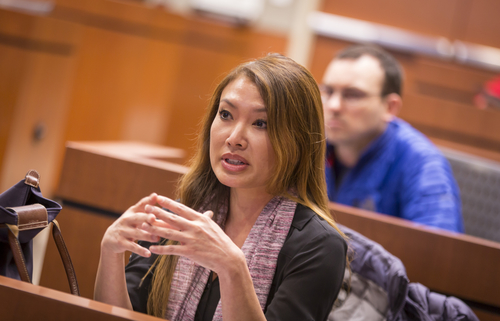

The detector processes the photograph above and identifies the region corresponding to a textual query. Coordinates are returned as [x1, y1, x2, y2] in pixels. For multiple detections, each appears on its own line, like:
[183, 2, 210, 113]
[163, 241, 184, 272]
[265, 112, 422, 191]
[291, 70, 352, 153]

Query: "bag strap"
[5, 224, 31, 282]
[51, 219, 80, 296]
[5, 204, 80, 296]
[4, 204, 48, 283]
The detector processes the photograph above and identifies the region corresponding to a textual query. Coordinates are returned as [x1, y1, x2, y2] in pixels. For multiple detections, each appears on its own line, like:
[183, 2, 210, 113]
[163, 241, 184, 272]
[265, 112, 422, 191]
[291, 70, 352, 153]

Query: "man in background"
[321, 44, 464, 233]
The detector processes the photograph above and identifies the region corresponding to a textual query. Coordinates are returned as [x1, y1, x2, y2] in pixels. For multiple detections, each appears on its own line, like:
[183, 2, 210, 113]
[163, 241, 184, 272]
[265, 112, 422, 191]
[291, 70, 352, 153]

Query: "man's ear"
[383, 93, 402, 122]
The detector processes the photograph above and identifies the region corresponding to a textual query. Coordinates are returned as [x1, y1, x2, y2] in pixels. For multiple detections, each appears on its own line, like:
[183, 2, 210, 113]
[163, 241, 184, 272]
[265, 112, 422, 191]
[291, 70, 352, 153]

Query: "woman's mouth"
[221, 154, 249, 172]
[225, 158, 247, 165]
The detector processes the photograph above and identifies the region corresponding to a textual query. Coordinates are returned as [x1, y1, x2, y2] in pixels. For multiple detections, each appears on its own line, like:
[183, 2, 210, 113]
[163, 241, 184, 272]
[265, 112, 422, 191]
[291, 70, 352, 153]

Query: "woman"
[95, 54, 347, 321]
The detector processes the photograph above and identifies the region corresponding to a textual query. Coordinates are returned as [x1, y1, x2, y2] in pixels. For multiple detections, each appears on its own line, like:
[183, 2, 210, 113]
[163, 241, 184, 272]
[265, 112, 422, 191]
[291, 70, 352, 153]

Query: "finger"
[129, 241, 152, 257]
[131, 193, 158, 211]
[141, 222, 189, 244]
[122, 212, 157, 228]
[137, 216, 175, 233]
[145, 205, 191, 230]
[203, 210, 214, 219]
[118, 226, 160, 243]
[149, 243, 186, 256]
[136, 229, 161, 243]
[156, 196, 201, 221]
[106, 233, 153, 257]
[150, 218, 175, 229]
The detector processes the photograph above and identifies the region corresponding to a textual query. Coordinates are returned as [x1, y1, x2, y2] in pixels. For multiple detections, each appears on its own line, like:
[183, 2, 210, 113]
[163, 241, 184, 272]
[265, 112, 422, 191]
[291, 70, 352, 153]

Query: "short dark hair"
[335, 44, 403, 96]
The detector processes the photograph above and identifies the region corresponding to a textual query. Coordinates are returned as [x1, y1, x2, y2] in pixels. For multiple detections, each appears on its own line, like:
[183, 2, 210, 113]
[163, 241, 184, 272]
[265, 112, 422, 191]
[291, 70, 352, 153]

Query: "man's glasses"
[319, 85, 379, 107]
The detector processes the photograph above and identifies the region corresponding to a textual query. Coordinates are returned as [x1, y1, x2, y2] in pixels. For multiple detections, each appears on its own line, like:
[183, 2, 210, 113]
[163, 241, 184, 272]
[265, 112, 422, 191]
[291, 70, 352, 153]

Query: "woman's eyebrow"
[220, 98, 236, 108]
[220, 98, 266, 113]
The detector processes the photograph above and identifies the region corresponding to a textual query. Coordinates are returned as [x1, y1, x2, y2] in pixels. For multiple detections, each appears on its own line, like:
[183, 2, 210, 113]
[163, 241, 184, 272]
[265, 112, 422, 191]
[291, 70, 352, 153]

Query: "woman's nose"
[226, 124, 247, 149]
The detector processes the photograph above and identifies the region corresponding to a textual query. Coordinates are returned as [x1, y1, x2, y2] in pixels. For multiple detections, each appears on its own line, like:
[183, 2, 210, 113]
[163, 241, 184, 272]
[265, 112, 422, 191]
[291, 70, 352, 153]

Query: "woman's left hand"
[141, 195, 244, 274]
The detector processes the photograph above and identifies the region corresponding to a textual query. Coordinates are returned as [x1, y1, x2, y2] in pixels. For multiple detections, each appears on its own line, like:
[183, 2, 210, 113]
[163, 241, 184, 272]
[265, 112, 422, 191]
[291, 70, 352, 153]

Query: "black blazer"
[125, 204, 347, 321]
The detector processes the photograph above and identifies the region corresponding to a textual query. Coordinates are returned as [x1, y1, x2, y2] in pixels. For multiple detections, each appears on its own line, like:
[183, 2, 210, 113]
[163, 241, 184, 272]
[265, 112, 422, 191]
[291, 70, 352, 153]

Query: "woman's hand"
[139, 196, 267, 321]
[101, 193, 166, 258]
[96, 193, 175, 307]
[141, 195, 244, 274]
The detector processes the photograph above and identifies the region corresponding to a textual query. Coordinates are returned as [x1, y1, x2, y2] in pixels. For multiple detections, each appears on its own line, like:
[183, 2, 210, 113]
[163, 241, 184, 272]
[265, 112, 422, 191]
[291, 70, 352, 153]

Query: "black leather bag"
[0, 169, 79, 295]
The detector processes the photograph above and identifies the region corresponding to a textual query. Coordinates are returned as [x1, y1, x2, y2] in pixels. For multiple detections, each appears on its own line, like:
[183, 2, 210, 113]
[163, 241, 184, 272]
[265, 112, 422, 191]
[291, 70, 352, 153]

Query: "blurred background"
[1, 0, 500, 247]
[2, 1, 500, 318]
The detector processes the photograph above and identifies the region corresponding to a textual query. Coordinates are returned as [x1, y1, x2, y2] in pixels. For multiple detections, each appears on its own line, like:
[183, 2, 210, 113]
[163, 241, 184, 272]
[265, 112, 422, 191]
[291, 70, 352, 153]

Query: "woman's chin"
[217, 177, 246, 189]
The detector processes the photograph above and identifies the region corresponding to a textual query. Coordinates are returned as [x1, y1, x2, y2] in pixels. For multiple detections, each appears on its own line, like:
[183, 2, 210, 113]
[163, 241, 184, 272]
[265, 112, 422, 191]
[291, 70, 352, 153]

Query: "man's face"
[321, 55, 392, 147]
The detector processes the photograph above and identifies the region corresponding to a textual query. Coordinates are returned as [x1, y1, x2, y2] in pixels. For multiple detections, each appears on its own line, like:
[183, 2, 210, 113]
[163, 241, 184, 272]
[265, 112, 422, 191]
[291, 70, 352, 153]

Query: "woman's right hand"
[101, 193, 163, 258]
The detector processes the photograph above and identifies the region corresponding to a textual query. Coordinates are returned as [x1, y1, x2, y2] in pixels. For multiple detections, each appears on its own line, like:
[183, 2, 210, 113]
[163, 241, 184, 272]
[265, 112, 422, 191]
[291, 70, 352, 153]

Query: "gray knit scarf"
[165, 196, 297, 320]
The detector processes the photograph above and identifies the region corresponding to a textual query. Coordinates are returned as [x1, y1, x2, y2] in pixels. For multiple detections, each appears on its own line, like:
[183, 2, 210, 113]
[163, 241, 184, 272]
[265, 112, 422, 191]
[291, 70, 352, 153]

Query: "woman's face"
[210, 76, 276, 193]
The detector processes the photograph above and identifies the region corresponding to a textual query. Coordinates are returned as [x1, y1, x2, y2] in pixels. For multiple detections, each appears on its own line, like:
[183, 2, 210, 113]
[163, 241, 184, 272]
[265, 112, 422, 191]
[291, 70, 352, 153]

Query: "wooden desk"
[0, 275, 163, 321]
[330, 202, 500, 321]
[40, 141, 188, 298]
[56, 141, 188, 213]
[40, 141, 500, 320]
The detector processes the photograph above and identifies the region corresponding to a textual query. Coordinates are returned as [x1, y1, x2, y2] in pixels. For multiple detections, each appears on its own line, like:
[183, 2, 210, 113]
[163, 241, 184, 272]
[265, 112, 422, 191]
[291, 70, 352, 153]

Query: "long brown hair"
[146, 53, 345, 317]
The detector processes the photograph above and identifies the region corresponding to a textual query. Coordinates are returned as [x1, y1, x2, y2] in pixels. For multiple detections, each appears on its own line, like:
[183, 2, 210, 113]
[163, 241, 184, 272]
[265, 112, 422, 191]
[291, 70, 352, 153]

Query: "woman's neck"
[224, 188, 275, 248]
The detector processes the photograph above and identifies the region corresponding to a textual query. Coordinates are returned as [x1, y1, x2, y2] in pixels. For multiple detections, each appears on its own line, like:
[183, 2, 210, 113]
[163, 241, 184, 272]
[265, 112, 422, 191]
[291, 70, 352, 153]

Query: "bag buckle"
[24, 170, 40, 189]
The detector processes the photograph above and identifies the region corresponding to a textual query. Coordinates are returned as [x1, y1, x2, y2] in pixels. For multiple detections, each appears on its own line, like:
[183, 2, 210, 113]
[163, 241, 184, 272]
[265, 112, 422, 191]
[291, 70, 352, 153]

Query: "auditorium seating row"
[2, 0, 500, 199]
[1, 1, 499, 319]
[35, 141, 499, 321]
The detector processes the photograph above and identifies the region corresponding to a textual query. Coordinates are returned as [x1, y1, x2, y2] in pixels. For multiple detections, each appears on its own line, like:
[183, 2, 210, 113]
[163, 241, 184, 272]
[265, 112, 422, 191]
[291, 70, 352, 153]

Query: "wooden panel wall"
[321, 0, 460, 38]
[0, 9, 79, 195]
[312, 0, 500, 155]
[50, 0, 287, 159]
[0, 0, 287, 197]
[320, 0, 500, 46]
[461, 0, 500, 48]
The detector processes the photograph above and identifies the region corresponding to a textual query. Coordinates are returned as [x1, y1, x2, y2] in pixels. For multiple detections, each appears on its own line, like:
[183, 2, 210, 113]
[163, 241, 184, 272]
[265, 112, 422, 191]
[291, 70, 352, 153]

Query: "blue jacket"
[326, 118, 464, 233]
[330, 225, 478, 321]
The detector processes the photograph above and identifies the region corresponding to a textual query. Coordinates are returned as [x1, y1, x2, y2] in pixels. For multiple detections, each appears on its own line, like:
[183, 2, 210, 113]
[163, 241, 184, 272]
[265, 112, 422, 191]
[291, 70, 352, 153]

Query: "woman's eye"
[219, 110, 231, 120]
[254, 119, 267, 129]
